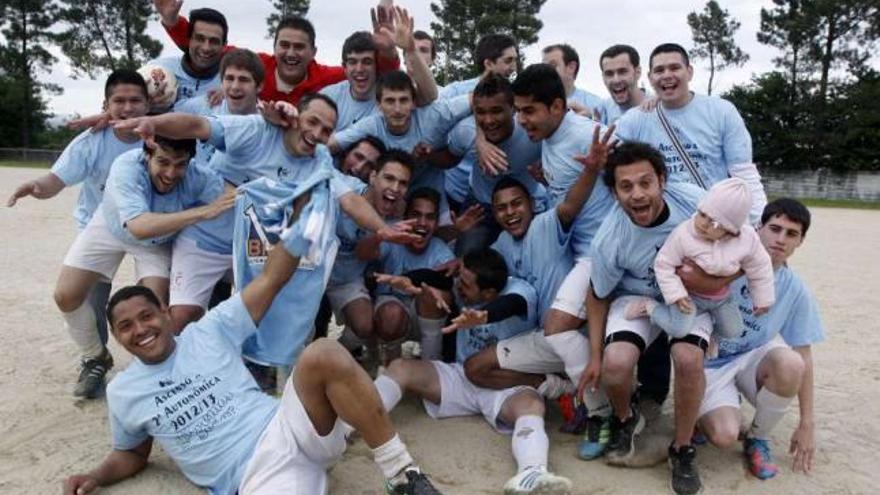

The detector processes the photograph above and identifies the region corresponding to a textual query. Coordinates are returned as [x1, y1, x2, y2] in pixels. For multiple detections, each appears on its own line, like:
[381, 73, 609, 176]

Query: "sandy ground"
[0, 166, 877, 495]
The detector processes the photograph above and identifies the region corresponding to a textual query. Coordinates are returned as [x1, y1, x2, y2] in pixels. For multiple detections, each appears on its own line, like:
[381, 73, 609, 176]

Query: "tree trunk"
[125, 1, 135, 64]
[20, 5, 31, 147]
[819, 13, 837, 103]
[707, 49, 715, 95]
[790, 44, 799, 102]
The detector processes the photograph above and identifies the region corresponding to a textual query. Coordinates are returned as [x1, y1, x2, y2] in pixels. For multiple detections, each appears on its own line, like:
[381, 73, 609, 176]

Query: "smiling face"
[513, 94, 565, 142]
[106, 83, 149, 123]
[110, 295, 175, 364]
[649, 51, 693, 108]
[342, 141, 383, 182]
[368, 161, 411, 217]
[379, 88, 415, 134]
[611, 160, 667, 227]
[222, 65, 260, 114]
[275, 28, 316, 85]
[147, 145, 192, 194]
[285, 98, 337, 157]
[345, 51, 377, 100]
[486, 46, 519, 79]
[492, 185, 534, 239]
[693, 210, 732, 242]
[601, 53, 641, 105]
[405, 197, 438, 252]
[474, 92, 515, 144]
[758, 214, 804, 267]
[188, 21, 225, 71]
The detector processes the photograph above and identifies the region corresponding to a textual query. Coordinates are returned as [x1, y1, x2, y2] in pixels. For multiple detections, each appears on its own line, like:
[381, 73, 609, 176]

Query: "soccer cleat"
[668, 443, 702, 495]
[386, 467, 443, 495]
[503, 466, 572, 495]
[605, 406, 645, 463]
[537, 374, 575, 400]
[73, 350, 113, 398]
[578, 415, 611, 460]
[744, 437, 779, 480]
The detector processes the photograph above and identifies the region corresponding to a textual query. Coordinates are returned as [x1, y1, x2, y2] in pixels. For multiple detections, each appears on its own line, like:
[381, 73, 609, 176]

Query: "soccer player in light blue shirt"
[319, 32, 382, 132]
[63, 224, 442, 495]
[542, 44, 604, 117]
[613, 43, 767, 224]
[595, 44, 648, 125]
[695, 199, 824, 480]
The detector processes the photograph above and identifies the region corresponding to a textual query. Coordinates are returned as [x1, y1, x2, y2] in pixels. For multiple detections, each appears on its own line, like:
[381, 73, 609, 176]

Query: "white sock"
[372, 433, 414, 480]
[418, 316, 445, 361]
[511, 415, 549, 473]
[63, 301, 104, 359]
[544, 331, 588, 385]
[750, 388, 793, 440]
[374, 374, 404, 412]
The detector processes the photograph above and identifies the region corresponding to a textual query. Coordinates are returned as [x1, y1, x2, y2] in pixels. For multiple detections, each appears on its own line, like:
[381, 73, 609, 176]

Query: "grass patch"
[795, 197, 880, 210]
[0, 160, 51, 169]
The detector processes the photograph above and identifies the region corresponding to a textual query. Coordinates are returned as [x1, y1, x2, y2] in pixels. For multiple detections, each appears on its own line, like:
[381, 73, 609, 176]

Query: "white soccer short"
[239, 374, 347, 494]
[550, 257, 592, 320]
[699, 337, 788, 417]
[496, 329, 566, 374]
[168, 236, 232, 308]
[425, 361, 533, 433]
[605, 295, 712, 350]
[326, 279, 371, 324]
[63, 213, 170, 281]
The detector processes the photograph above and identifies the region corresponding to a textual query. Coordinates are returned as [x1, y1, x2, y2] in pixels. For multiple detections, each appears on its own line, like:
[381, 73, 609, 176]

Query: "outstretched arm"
[339, 192, 420, 245]
[125, 188, 236, 241]
[557, 124, 615, 229]
[7, 173, 66, 206]
[114, 113, 213, 146]
[63, 438, 153, 495]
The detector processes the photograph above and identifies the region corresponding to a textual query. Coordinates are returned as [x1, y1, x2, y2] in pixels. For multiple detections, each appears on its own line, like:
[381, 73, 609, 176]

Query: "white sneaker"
[503, 466, 572, 495]
[537, 374, 575, 400]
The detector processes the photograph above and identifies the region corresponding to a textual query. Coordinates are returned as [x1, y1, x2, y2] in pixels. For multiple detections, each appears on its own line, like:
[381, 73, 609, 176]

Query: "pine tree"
[686, 0, 749, 95]
[757, 0, 818, 102]
[266, 0, 310, 38]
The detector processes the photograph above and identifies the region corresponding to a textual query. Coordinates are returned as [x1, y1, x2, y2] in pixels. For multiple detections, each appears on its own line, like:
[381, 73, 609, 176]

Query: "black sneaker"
[605, 405, 645, 462]
[385, 467, 443, 495]
[668, 443, 702, 494]
[73, 350, 113, 398]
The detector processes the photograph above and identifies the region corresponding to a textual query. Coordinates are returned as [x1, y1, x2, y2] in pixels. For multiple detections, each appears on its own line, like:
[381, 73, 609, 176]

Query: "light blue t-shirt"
[707, 266, 825, 368]
[377, 238, 454, 299]
[491, 210, 574, 323]
[439, 76, 479, 99]
[328, 176, 372, 286]
[152, 55, 221, 104]
[180, 115, 351, 255]
[334, 95, 472, 195]
[50, 129, 142, 230]
[589, 182, 705, 299]
[100, 149, 225, 246]
[569, 87, 604, 114]
[320, 80, 379, 131]
[234, 171, 341, 367]
[456, 277, 538, 363]
[447, 118, 547, 207]
[594, 89, 650, 125]
[613, 94, 752, 189]
[107, 295, 278, 495]
[541, 111, 616, 256]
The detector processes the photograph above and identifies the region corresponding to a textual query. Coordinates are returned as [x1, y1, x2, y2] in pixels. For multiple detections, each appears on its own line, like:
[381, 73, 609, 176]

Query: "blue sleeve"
[195, 294, 259, 348]
[589, 221, 624, 299]
[535, 209, 570, 251]
[779, 284, 826, 348]
[423, 95, 472, 146]
[109, 403, 149, 451]
[50, 133, 93, 186]
[207, 115, 264, 154]
[334, 115, 380, 150]
[330, 171, 355, 199]
[111, 164, 152, 226]
[190, 163, 225, 205]
[719, 99, 752, 166]
[612, 109, 641, 143]
[447, 118, 476, 157]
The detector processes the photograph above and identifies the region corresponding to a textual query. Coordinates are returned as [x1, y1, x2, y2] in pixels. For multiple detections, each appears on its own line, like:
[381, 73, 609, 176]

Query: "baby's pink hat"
[698, 178, 752, 233]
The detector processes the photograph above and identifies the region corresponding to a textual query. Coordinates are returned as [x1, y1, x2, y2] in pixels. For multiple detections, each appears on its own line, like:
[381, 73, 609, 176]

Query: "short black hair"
[275, 16, 316, 46]
[188, 8, 228, 44]
[107, 285, 162, 328]
[406, 187, 440, 212]
[342, 31, 377, 62]
[474, 34, 517, 72]
[413, 30, 436, 60]
[463, 248, 509, 292]
[473, 73, 514, 106]
[377, 148, 415, 174]
[105, 69, 148, 100]
[146, 135, 197, 158]
[600, 44, 640, 69]
[343, 136, 387, 169]
[511, 63, 565, 108]
[649, 43, 690, 69]
[220, 49, 265, 86]
[298, 92, 339, 119]
[761, 198, 812, 236]
[376, 70, 416, 100]
[492, 176, 530, 202]
[603, 142, 667, 189]
[543, 43, 580, 77]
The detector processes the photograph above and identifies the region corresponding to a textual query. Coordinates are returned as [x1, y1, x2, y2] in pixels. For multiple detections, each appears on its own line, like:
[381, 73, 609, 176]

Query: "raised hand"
[442, 308, 488, 333]
[153, 0, 183, 26]
[377, 217, 421, 245]
[374, 272, 422, 295]
[370, 2, 396, 55]
[572, 123, 616, 173]
[113, 116, 157, 148]
[258, 100, 298, 129]
[451, 204, 485, 234]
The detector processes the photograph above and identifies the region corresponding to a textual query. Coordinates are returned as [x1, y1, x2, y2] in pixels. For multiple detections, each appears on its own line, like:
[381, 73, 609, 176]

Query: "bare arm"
[339, 192, 420, 245]
[426, 148, 461, 170]
[355, 233, 383, 261]
[63, 438, 153, 495]
[790, 345, 816, 474]
[114, 113, 213, 144]
[7, 173, 66, 206]
[557, 124, 614, 229]
[677, 259, 743, 294]
[125, 189, 235, 240]
[392, 8, 438, 105]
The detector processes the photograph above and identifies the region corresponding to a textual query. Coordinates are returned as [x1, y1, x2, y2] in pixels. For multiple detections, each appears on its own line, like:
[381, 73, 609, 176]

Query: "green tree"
[55, 0, 162, 78]
[0, 0, 61, 147]
[757, 0, 817, 102]
[686, 0, 749, 95]
[266, 0, 310, 38]
[430, 0, 545, 85]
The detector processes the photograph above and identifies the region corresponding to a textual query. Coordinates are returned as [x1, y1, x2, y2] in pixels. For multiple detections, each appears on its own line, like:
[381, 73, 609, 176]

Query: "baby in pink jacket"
[625, 178, 775, 339]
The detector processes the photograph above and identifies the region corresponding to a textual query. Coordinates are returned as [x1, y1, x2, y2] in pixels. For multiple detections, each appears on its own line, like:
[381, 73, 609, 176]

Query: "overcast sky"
[42, 0, 809, 118]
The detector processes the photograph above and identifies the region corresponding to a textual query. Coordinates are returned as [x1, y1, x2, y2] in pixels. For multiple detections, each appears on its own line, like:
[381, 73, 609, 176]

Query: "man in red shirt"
[153, 0, 401, 104]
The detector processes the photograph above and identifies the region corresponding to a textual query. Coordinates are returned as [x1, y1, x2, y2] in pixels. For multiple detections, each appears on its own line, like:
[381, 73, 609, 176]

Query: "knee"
[384, 358, 408, 385]
[54, 285, 85, 313]
[349, 316, 374, 339]
[542, 309, 581, 336]
[671, 346, 704, 378]
[300, 338, 355, 375]
[705, 421, 740, 449]
[766, 350, 805, 392]
[602, 349, 635, 385]
[464, 352, 494, 386]
[506, 390, 545, 417]
[375, 305, 407, 341]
